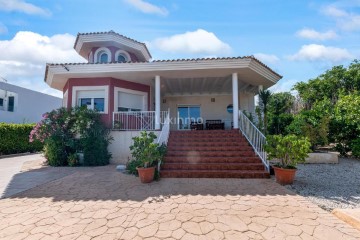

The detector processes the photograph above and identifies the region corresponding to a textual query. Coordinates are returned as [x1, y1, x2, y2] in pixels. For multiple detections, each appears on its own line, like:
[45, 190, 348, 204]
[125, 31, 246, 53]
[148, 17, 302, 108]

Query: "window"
[94, 47, 111, 63]
[115, 50, 130, 63]
[94, 98, 104, 112]
[74, 88, 108, 113]
[78, 98, 105, 112]
[8, 96, 14, 112]
[79, 98, 92, 109]
[0, 98, 3, 111]
[117, 55, 127, 63]
[99, 53, 108, 63]
[118, 91, 145, 112]
[118, 107, 141, 112]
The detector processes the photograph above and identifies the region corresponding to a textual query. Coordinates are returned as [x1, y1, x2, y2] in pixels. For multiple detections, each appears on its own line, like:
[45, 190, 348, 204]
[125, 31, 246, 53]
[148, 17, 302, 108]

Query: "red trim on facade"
[66, 77, 150, 127]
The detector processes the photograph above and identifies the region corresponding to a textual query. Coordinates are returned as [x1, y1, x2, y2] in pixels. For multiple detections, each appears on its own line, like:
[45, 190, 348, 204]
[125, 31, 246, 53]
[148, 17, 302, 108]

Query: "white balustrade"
[239, 110, 269, 172]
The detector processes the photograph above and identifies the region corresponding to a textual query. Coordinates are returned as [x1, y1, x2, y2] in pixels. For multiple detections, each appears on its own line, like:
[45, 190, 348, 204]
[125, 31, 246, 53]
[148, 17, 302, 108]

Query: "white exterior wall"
[0, 82, 62, 123]
[109, 130, 160, 164]
[160, 94, 255, 130]
[239, 91, 256, 116]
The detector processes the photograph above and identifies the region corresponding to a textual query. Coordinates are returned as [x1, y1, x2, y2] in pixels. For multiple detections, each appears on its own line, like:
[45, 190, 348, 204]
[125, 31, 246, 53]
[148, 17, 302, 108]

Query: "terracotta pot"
[136, 166, 155, 183]
[273, 166, 297, 185]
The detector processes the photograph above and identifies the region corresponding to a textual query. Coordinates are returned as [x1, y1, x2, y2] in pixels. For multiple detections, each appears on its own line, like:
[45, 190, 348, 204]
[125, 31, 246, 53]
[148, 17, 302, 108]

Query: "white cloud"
[0, 22, 7, 34]
[254, 53, 280, 65]
[321, 5, 360, 31]
[288, 44, 353, 63]
[296, 28, 338, 41]
[124, 0, 168, 16]
[0, 0, 51, 16]
[152, 29, 231, 55]
[269, 79, 299, 93]
[0, 31, 85, 97]
[322, 5, 348, 17]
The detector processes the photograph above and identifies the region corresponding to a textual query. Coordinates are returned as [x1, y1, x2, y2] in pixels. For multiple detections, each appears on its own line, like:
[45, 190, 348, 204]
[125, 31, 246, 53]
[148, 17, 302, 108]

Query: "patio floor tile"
[0, 165, 359, 239]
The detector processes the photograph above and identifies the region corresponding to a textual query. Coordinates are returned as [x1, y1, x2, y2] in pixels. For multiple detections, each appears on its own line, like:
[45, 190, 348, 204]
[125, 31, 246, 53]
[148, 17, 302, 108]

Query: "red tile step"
[167, 146, 253, 152]
[163, 156, 263, 164]
[166, 151, 257, 157]
[162, 130, 269, 178]
[168, 142, 250, 147]
[160, 170, 270, 178]
[162, 163, 265, 171]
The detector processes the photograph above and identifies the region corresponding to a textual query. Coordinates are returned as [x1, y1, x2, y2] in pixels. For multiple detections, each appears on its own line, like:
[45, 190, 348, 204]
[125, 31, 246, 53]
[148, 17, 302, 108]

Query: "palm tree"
[258, 89, 272, 134]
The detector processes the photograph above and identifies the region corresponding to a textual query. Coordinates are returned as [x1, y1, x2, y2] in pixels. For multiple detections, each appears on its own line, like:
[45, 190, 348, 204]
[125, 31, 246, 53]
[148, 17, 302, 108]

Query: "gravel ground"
[285, 157, 360, 212]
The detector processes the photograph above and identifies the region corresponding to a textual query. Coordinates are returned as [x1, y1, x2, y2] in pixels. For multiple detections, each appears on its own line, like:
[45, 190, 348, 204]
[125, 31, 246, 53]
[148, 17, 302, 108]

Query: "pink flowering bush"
[30, 107, 111, 166]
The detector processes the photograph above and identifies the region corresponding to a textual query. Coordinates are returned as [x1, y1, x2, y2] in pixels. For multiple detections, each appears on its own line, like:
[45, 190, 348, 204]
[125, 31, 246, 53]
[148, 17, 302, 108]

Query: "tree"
[267, 92, 295, 135]
[258, 89, 272, 135]
[333, 93, 360, 155]
[291, 60, 360, 154]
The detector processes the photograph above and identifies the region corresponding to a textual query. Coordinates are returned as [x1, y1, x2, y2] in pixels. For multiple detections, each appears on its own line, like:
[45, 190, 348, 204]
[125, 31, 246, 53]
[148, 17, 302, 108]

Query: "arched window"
[117, 54, 126, 63]
[94, 47, 111, 63]
[100, 52, 108, 63]
[115, 50, 131, 63]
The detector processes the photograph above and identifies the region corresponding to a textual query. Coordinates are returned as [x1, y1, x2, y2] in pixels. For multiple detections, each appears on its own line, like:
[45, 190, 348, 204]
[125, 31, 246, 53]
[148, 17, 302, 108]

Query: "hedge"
[0, 123, 43, 155]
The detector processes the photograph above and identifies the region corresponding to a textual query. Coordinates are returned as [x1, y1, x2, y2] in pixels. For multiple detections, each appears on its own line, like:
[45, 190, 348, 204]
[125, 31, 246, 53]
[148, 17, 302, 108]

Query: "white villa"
[44, 31, 281, 177]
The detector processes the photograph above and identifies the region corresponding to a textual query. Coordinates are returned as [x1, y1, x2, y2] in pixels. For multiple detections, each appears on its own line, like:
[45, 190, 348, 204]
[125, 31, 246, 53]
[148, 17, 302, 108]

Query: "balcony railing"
[113, 111, 168, 130]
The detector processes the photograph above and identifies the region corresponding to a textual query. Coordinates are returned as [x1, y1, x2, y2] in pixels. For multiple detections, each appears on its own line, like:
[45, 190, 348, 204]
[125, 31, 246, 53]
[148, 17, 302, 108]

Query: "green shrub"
[67, 153, 78, 167]
[127, 131, 167, 178]
[30, 107, 112, 166]
[351, 138, 360, 158]
[129, 131, 164, 168]
[265, 135, 311, 169]
[44, 136, 67, 166]
[0, 123, 43, 155]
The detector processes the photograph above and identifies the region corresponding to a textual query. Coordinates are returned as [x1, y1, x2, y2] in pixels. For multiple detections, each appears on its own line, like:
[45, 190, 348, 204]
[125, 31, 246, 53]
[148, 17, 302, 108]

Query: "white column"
[232, 73, 239, 129]
[155, 75, 161, 130]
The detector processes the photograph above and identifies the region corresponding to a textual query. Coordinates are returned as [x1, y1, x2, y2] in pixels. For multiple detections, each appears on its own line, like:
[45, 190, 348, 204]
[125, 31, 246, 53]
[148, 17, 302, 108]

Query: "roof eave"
[74, 31, 152, 61]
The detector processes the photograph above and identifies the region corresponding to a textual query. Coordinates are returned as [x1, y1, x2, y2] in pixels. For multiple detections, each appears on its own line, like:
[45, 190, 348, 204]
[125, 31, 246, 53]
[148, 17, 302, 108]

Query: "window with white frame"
[117, 91, 146, 112]
[115, 50, 130, 63]
[94, 47, 111, 63]
[76, 90, 106, 112]
[0, 98, 3, 110]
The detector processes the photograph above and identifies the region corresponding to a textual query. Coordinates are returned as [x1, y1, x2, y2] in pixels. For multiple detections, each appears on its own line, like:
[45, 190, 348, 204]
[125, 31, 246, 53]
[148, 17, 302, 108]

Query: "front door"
[177, 105, 201, 130]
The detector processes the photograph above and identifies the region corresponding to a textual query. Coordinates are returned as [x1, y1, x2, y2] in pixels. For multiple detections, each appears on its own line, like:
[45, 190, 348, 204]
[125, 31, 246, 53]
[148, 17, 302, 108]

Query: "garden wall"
[109, 130, 160, 164]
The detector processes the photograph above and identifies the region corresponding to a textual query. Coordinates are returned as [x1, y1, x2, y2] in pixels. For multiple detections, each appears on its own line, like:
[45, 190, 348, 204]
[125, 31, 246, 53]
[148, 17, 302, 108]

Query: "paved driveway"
[0, 154, 76, 198]
[0, 165, 359, 239]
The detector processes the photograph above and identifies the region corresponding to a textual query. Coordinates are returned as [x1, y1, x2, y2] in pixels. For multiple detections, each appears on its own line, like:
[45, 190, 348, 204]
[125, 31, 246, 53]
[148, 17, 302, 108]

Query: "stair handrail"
[238, 110, 270, 172]
[157, 108, 170, 145]
[156, 109, 170, 173]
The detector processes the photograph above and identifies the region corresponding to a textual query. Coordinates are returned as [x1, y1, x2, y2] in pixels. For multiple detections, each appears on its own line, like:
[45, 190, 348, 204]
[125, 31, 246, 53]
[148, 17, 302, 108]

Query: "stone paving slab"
[0, 166, 359, 239]
[0, 154, 78, 199]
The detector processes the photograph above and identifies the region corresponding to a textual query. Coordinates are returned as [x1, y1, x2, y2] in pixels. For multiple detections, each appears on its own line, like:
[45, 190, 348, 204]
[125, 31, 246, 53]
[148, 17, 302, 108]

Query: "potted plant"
[265, 134, 311, 185]
[129, 131, 166, 183]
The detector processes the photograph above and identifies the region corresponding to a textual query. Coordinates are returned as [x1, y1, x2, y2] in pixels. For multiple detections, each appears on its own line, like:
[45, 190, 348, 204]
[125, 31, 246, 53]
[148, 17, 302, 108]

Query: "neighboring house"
[0, 81, 62, 124]
[44, 30, 282, 166]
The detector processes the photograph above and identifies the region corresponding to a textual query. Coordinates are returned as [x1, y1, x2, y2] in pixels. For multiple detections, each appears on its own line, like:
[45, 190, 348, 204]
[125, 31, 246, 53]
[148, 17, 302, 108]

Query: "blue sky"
[0, 0, 359, 97]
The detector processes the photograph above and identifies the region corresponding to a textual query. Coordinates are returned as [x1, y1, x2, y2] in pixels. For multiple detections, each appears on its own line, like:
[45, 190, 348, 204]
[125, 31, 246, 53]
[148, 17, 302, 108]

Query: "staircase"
[161, 130, 270, 178]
